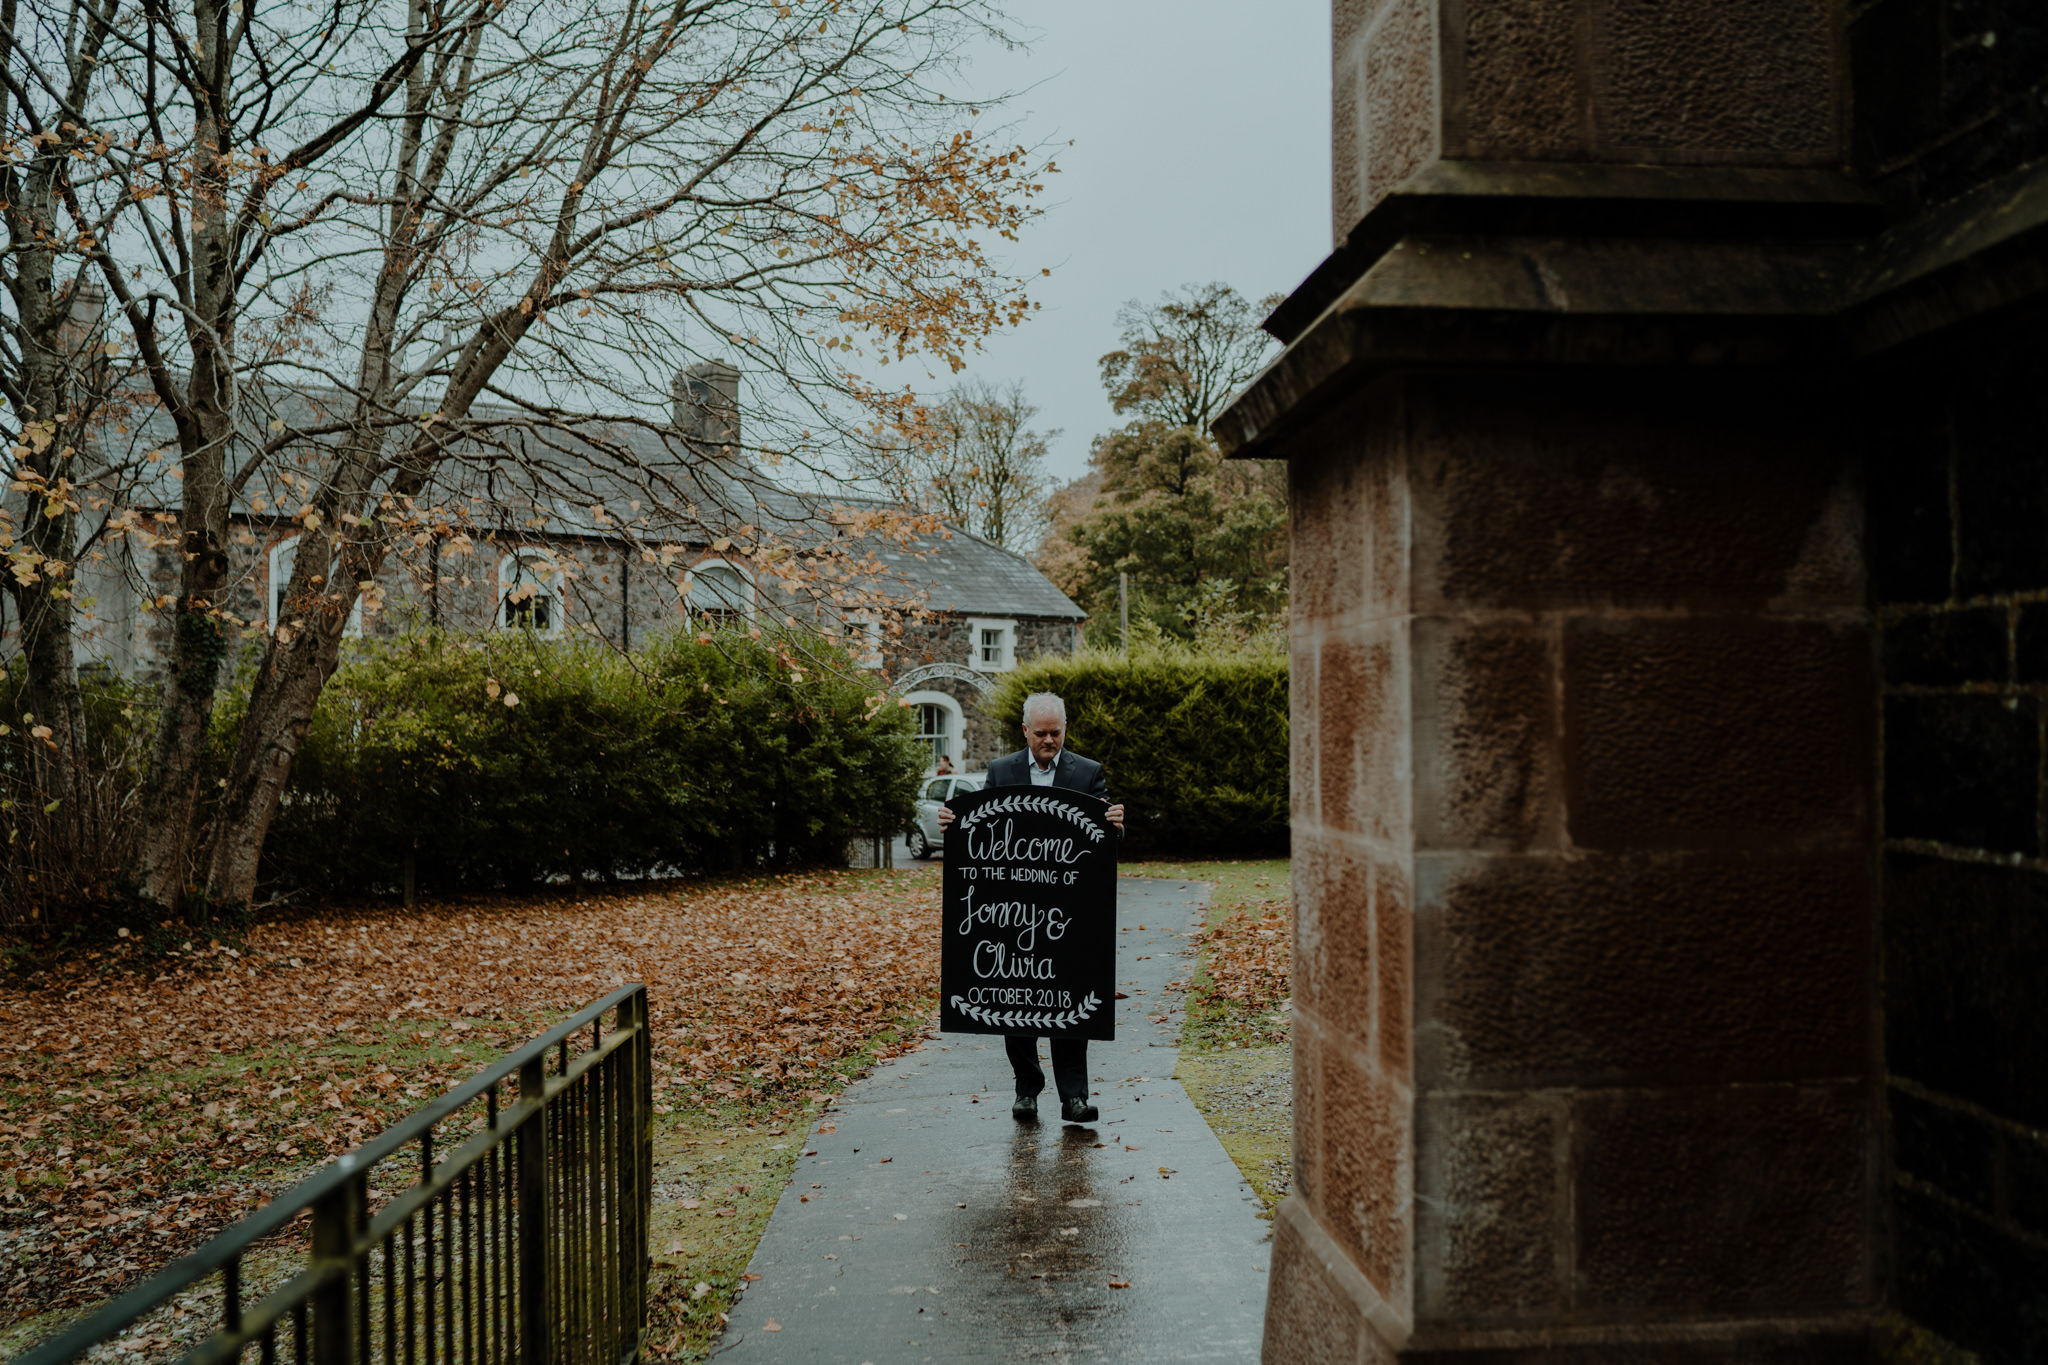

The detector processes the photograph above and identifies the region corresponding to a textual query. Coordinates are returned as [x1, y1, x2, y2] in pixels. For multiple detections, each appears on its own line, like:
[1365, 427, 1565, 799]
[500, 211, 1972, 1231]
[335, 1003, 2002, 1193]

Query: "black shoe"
[1060, 1098, 1099, 1124]
[1012, 1094, 1038, 1121]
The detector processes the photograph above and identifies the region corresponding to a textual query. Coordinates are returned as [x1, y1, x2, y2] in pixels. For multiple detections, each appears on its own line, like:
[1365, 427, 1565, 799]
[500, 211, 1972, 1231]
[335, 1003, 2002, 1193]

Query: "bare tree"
[1097, 282, 1282, 432]
[862, 376, 1055, 550]
[2, 0, 1054, 914]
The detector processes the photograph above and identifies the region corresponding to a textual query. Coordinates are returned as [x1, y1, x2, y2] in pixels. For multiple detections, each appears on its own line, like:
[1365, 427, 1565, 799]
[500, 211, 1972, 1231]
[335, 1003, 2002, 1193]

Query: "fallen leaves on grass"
[0, 867, 941, 1323]
[1185, 899, 1291, 1050]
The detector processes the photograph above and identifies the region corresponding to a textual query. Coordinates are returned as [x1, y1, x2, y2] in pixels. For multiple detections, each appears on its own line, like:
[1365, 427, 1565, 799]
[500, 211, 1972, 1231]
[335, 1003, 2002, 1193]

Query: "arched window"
[269, 535, 362, 636]
[686, 558, 752, 624]
[498, 549, 564, 636]
[902, 689, 963, 772]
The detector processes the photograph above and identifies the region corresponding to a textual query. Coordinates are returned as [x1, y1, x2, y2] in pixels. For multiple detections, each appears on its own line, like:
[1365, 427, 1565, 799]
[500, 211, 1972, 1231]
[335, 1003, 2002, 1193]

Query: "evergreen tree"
[1039, 284, 1287, 638]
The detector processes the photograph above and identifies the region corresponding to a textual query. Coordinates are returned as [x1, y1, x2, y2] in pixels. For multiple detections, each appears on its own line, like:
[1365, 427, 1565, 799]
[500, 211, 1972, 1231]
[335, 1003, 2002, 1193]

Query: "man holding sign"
[938, 692, 1124, 1124]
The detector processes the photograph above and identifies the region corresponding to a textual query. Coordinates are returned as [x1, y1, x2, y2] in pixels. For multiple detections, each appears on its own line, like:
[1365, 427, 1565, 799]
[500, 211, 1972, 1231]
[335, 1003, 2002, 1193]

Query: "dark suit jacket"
[985, 749, 1109, 801]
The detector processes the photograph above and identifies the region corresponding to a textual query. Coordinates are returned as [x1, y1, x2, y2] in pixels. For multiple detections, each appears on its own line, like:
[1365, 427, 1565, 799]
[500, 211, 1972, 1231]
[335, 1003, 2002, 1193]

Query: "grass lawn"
[0, 865, 944, 1363]
[1121, 854, 1293, 1215]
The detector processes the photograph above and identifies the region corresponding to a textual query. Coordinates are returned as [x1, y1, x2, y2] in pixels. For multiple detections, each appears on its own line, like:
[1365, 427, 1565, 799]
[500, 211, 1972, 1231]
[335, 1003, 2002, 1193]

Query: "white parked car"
[905, 772, 986, 859]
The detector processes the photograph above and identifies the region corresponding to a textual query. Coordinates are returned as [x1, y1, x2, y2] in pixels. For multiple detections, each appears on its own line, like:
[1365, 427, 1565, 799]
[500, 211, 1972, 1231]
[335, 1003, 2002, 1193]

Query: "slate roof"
[67, 381, 1086, 621]
[815, 497, 1086, 621]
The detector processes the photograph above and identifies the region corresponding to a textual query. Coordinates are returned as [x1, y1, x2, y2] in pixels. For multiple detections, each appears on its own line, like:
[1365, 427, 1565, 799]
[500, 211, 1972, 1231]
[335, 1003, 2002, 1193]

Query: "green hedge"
[985, 644, 1288, 854]
[261, 626, 924, 894]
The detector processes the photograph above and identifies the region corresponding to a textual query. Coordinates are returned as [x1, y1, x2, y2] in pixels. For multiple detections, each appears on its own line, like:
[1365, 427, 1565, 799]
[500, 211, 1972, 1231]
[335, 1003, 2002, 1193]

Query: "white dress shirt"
[1028, 749, 1060, 786]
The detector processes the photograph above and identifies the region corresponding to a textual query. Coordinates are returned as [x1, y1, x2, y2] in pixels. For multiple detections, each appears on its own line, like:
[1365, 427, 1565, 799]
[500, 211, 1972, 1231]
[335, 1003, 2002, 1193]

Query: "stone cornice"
[1219, 157, 2048, 461]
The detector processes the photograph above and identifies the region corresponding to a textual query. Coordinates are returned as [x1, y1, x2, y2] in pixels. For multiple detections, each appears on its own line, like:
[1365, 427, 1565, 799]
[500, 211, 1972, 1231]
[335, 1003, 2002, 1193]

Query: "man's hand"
[936, 805, 955, 830]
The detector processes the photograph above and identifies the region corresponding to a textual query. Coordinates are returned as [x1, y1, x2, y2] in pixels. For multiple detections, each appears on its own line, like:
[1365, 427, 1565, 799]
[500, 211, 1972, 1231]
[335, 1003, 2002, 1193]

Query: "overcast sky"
[936, 1, 1331, 484]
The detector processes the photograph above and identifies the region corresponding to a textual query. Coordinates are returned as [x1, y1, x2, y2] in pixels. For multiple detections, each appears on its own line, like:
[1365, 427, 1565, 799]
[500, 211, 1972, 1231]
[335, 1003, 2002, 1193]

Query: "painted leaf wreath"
[949, 991, 1103, 1032]
[959, 793, 1109, 841]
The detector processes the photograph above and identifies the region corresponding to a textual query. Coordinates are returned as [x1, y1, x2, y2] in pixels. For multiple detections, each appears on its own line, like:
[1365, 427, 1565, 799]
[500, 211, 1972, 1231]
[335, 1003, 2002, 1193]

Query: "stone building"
[35, 362, 1083, 771]
[1219, 3, 2048, 1362]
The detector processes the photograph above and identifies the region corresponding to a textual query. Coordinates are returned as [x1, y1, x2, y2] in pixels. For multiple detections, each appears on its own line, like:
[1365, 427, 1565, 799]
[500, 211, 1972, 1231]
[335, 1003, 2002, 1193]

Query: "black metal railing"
[14, 984, 652, 1365]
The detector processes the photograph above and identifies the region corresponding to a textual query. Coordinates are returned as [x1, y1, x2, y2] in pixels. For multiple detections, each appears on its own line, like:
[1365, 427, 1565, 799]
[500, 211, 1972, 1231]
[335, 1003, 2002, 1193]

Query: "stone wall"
[1274, 369, 1877, 1362]
[126, 525, 1078, 712]
[1332, 0, 1843, 241]
[1868, 297, 2048, 1357]
[128, 526, 686, 669]
[1254, 0, 2048, 1359]
[887, 614, 1082, 767]
[1852, 0, 2048, 210]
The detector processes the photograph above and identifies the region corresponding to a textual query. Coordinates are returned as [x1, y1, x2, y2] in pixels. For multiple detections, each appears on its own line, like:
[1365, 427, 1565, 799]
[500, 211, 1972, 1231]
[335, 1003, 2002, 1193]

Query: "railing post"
[309, 1166, 362, 1365]
[519, 1054, 553, 1365]
[616, 990, 651, 1354]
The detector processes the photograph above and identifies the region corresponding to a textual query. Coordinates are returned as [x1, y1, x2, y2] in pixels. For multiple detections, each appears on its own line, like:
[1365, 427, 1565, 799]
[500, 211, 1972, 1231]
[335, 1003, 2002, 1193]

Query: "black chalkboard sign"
[939, 785, 1118, 1041]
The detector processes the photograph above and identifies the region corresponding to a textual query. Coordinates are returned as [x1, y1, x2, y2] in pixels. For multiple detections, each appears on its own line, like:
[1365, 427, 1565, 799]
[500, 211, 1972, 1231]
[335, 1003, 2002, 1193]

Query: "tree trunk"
[128, 0, 252, 916]
[5, 273, 94, 875]
[200, 608, 346, 904]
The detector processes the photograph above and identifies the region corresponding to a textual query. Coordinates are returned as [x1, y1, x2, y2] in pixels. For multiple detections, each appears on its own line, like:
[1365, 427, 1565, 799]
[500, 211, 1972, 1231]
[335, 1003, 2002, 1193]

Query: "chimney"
[671, 360, 741, 461]
[57, 274, 107, 363]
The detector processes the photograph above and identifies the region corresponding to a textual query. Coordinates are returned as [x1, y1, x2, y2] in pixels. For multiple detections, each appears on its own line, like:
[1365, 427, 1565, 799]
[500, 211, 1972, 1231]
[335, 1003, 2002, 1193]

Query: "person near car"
[934, 754, 954, 776]
[936, 691, 1124, 1125]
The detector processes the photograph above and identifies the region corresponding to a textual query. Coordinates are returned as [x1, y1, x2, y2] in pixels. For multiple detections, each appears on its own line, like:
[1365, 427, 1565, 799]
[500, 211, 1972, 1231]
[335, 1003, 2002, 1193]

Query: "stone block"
[1377, 858, 1412, 1081]
[1416, 852, 1870, 1089]
[1884, 853, 2048, 1128]
[1889, 1085, 1996, 1215]
[1592, 0, 1837, 161]
[1335, 0, 1400, 53]
[1863, 377, 1953, 605]
[1294, 635, 1322, 828]
[1917, 97, 2034, 209]
[1562, 616, 1871, 852]
[1295, 833, 1411, 1077]
[1882, 606, 2008, 686]
[1451, 0, 1585, 160]
[1294, 1015, 1328, 1216]
[1574, 1084, 1868, 1314]
[2008, 3, 2048, 85]
[1262, 1207, 1366, 1365]
[1951, 341, 2048, 598]
[2007, 1123, 2048, 1239]
[1318, 627, 1412, 844]
[1851, 0, 1942, 170]
[1323, 1039, 1413, 1305]
[1414, 619, 1557, 853]
[1364, 0, 1441, 206]
[1334, 37, 1366, 244]
[1414, 1092, 1566, 1320]
[2015, 603, 2048, 683]
[1410, 375, 1859, 612]
[1290, 397, 1410, 630]
[1400, 1324, 1875, 1363]
[1882, 693, 2039, 856]
[1292, 833, 1358, 1037]
[1894, 1183, 2048, 1361]
[1938, 13, 1997, 131]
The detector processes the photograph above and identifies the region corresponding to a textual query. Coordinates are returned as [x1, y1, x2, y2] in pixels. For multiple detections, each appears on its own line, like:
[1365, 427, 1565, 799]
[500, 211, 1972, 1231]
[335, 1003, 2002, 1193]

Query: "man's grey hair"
[1021, 692, 1067, 726]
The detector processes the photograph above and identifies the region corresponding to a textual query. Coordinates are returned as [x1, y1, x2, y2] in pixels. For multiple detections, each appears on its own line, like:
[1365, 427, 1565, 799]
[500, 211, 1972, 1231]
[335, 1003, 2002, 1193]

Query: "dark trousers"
[1005, 1035, 1089, 1104]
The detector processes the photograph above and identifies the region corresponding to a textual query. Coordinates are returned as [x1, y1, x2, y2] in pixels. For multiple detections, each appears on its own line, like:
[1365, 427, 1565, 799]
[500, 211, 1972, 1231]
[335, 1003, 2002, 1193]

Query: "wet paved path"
[717, 877, 1270, 1363]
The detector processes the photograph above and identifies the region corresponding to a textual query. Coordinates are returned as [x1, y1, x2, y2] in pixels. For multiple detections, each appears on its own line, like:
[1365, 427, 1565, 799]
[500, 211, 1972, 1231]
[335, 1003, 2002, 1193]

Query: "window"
[844, 613, 884, 669]
[902, 689, 962, 772]
[269, 535, 362, 636]
[498, 550, 563, 636]
[686, 560, 751, 624]
[965, 617, 1016, 672]
[924, 778, 949, 801]
[918, 704, 950, 766]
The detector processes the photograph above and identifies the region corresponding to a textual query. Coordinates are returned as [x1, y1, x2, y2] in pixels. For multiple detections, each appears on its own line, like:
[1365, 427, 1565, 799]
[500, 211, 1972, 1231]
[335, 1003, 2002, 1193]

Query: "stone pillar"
[1223, 0, 2048, 1353]
[1262, 368, 1877, 1362]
